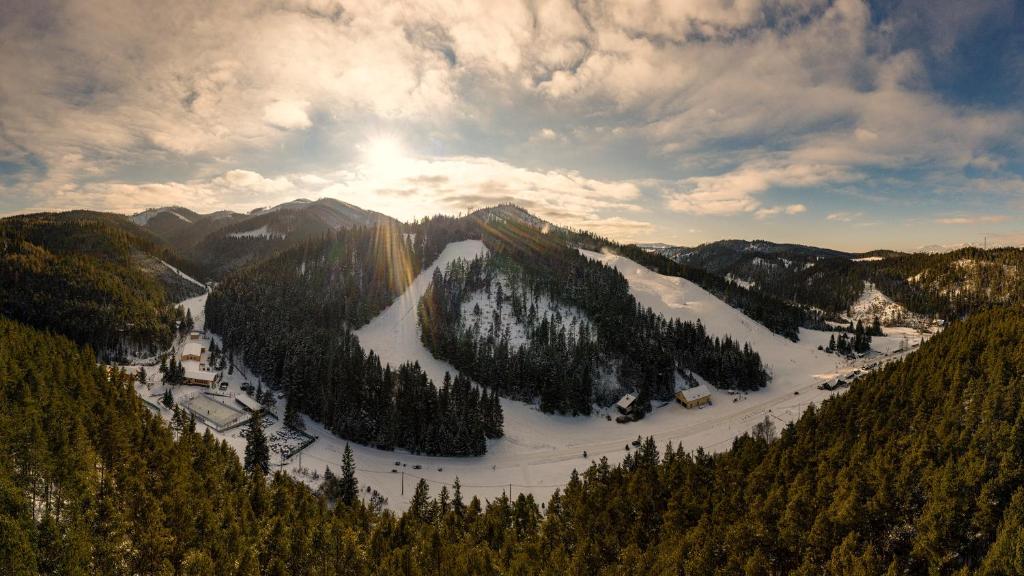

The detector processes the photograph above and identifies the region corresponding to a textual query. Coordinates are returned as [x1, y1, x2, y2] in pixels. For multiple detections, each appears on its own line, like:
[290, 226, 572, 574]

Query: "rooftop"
[680, 384, 712, 402]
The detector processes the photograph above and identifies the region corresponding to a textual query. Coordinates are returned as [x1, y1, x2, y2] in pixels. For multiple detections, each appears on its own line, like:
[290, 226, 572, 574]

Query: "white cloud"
[36, 153, 655, 241]
[826, 211, 863, 222]
[935, 215, 1010, 225]
[1, 0, 1021, 243]
[263, 100, 312, 130]
[754, 204, 807, 219]
[533, 128, 559, 141]
[666, 162, 854, 216]
[323, 153, 647, 237]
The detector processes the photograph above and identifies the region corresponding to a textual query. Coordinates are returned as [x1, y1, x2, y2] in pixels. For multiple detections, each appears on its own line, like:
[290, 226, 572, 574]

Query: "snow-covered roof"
[182, 342, 203, 357]
[616, 393, 637, 410]
[184, 369, 217, 382]
[235, 393, 262, 412]
[680, 384, 711, 403]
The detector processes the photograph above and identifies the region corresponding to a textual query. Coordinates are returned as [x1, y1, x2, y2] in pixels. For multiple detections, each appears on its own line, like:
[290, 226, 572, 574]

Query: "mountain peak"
[471, 204, 550, 230]
[131, 206, 200, 226]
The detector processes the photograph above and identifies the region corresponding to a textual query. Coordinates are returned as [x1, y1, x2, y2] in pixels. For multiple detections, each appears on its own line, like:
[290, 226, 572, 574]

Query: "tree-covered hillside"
[138, 198, 399, 278]
[420, 248, 768, 416]
[0, 212, 203, 357]
[206, 222, 502, 455]
[490, 219, 814, 340]
[4, 304, 1024, 573]
[655, 239, 1024, 325]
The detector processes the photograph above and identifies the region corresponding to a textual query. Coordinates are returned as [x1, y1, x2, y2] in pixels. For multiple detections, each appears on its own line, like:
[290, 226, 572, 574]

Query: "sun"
[364, 136, 406, 170]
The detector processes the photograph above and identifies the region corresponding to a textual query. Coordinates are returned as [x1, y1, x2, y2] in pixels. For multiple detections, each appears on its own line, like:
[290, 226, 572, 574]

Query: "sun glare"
[364, 136, 406, 170]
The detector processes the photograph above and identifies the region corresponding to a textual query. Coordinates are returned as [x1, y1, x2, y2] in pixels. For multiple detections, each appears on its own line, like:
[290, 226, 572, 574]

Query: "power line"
[280, 445, 570, 490]
[352, 466, 569, 490]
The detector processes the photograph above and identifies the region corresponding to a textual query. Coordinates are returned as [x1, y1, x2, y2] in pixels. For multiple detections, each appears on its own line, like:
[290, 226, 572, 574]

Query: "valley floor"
[129, 241, 936, 511]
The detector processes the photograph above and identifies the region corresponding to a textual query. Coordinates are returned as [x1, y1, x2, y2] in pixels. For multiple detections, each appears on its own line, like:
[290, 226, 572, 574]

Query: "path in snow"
[162, 260, 208, 292]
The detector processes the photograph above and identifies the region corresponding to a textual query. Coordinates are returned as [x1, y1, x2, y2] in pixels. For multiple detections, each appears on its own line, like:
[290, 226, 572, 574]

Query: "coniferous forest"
[5, 305, 1024, 574]
[7, 205, 1024, 573]
[0, 212, 204, 357]
[419, 252, 768, 415]
[206, 223, 501, 455]
[662, 240, 1024, 325]
[489, 212, 811, 340]
[206, 213, 765, 443]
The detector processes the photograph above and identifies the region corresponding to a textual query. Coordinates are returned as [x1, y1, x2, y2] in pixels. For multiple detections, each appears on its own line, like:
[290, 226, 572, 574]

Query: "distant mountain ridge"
[643, 239, 1024, 324]
[32, 198, 1023, 330]
[133, 197, 397, 278]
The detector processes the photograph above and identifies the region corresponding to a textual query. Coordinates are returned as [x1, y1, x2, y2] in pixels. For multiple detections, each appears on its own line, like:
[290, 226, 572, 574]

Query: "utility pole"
[401, 471, 405, 495]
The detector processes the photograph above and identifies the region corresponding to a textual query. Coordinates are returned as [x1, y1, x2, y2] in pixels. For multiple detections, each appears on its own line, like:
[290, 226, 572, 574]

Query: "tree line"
[206, 223, 501, 455]
[685, 244, 1024, 325]
[420, 242, 768, 417]
[4, 307, 1024, 574]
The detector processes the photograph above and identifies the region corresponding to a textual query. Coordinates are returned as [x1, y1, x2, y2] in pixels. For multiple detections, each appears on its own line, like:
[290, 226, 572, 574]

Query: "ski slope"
[133, 241, 932, 512]
[579, 248, 839, 386]
[355, 240, 489, 385]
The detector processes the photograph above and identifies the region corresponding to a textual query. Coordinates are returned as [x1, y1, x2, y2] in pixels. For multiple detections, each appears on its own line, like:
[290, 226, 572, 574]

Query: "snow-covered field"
[132, 242, 935, 512]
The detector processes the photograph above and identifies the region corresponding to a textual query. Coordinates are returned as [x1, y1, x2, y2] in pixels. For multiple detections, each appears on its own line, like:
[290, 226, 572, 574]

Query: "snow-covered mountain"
[131, 206, 201, 226]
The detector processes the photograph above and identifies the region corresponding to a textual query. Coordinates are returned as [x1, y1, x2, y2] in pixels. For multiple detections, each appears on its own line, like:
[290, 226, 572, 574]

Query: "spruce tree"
[452, 477, 465, 516]
[871, 315, 884, 337]
[339, 443, 358, 505]
[244, 413, 270, 475]
[409, 479, 433, 523]
[164, 357, 176, 385]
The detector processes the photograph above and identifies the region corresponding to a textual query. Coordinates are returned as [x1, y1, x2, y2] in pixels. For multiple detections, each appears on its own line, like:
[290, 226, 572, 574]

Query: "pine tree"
[452, 477, 465, 516]
[162, 388, 173, 408]
[409, 479, 433, 523]
[164, 357, 177, 385]
[321, 467, 339, 501]
[339, 443, 358, 505]
[244, 414, 270, 475]
[284, 395, 304, 430]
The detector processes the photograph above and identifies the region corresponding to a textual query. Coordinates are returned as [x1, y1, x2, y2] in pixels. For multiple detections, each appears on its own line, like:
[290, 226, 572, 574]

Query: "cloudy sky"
[1, 0, 1022, 251]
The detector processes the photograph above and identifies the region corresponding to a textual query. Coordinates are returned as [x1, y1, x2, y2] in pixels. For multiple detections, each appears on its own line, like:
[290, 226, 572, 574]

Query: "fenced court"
[185, 393, 249, 432]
